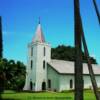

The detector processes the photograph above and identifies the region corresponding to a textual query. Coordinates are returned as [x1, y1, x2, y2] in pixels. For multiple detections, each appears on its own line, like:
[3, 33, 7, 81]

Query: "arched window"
[43, 47, 46, 56]
[43, 60, 45, 69]
[31, 60, 33, 69]
[30, 81, 33, 90]
[70, 79, 73, 89]
[48, 79, 51, 88]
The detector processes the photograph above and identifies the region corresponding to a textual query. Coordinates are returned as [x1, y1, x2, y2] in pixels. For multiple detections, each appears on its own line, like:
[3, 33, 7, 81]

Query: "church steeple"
[24, 18, 51, 91]
[32, 18, 45, 43]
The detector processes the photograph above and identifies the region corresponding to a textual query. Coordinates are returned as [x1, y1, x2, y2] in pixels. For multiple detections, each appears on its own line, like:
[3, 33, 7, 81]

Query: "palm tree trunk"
[93, 0, 100, 25]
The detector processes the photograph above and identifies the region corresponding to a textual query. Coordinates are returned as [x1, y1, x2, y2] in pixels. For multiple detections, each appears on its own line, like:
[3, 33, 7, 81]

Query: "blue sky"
[0, 0, 100, 64]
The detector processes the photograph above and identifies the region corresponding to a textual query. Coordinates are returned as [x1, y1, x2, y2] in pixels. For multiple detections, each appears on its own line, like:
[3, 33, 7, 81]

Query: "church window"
[30, 81, 33, 90]
[31, 47, 33, 56]
[44, 47, 46, 56]
[43, 60, 45, 69]
[70, 79, 73, 89]
[31, 60, 33, 69]
[48, 79, 51, 88]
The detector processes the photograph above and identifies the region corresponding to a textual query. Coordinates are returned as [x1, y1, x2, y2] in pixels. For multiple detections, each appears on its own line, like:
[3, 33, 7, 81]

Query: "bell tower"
[24, 20, 51, 91]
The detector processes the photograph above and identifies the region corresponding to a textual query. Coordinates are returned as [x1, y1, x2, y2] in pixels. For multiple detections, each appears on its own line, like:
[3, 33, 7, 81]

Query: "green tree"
[51, 45, 97, 64]
[0, 59, 5, 93]
[0, 58, 26, 91]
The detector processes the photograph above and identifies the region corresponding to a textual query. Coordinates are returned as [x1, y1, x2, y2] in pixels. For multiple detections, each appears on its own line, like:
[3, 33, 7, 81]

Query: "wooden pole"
[74, 0, 100, 99]
[74, 0, 83, 100]
[93, 0, 100, 25]
[81, 31, 100, 100]
[0, 16, 3, 58]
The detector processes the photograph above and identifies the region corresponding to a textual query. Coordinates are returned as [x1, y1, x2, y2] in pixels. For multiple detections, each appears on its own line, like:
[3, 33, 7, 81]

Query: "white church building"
[23, 21, 100, 92]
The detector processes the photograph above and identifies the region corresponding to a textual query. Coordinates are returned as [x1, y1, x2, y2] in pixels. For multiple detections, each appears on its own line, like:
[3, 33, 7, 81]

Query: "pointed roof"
[32, 19, 45, 43]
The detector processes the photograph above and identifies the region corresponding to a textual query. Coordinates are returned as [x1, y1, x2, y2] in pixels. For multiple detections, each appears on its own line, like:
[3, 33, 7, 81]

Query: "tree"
[51, 45, 97, 64]
[0, 58, 26, 91]
[0, 59, 5, 93]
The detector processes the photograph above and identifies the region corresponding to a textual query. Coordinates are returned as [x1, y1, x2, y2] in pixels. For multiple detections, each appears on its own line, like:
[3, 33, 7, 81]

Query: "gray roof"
[48, 59, 100, 75]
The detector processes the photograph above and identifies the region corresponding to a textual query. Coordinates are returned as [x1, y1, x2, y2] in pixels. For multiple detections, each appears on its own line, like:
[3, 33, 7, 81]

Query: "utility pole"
[93, 0, 100, 25]
[74, 0, 100, 100]
[0, 16, 3, 58]
[74, 0, 83, 100]
[82, 28, 100, 100]
[0, 16, 3, 100]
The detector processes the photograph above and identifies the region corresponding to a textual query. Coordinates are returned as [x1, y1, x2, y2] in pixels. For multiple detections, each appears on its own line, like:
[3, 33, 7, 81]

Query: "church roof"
[32, 21, 45, 43]
[48, 59, 100, 75]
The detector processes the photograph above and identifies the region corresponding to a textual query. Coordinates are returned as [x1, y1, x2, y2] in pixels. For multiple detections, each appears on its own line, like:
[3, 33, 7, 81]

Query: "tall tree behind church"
[0, 16, 3, 58]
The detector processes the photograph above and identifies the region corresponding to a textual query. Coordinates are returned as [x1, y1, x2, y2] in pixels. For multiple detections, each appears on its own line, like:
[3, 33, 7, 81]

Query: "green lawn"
[1, 90, 96, 100]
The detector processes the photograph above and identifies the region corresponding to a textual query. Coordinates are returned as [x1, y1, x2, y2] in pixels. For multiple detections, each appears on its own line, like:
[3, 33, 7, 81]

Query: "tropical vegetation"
[0, 58, 26, 91]
[51, 45, 97, 64]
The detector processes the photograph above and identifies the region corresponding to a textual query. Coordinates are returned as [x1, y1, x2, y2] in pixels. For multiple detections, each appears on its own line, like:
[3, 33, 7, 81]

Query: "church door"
[42, 82, 46, 90]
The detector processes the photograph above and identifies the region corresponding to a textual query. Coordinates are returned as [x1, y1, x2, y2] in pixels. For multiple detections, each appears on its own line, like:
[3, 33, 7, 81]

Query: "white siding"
[24, 42, 51, 91]
[47, 65, 59, 91]
[47, 65, 100, 92]
[59, 74, 74, 91]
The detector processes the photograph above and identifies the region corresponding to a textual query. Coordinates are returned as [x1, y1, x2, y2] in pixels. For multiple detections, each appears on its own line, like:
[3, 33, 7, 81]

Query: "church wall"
[59, 74, 100, 91]
[95, 75, 100, 88]
[47, 65, 59, 91]
[23, 43, 37, 90]
[83, 75, 100, 89]
[59, 74, 74, 91]
[35, 43, 51, 91]
[83, 75, 92, 89]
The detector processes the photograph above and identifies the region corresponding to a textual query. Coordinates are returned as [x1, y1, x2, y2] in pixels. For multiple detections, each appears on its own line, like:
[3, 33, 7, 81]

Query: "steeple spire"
[32, 19, 45, 43]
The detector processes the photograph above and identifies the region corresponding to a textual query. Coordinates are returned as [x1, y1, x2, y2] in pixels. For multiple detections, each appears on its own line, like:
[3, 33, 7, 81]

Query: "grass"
[1, 90, 96, 100]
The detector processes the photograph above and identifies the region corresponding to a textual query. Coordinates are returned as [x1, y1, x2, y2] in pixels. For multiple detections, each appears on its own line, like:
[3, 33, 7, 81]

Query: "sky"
[0, 0, 100, 65]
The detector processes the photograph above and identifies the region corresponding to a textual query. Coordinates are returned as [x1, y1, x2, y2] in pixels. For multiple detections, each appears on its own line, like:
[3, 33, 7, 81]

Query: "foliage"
[0, 58, 26, 91]
[51, 45, 97, 64]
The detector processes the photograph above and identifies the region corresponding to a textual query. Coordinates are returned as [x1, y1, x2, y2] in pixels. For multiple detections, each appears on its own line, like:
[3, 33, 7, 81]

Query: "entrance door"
[42, 82, 46, 90]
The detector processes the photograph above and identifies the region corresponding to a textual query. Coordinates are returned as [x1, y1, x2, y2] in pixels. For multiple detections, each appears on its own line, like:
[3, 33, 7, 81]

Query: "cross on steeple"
[38, 17, 41, 24]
